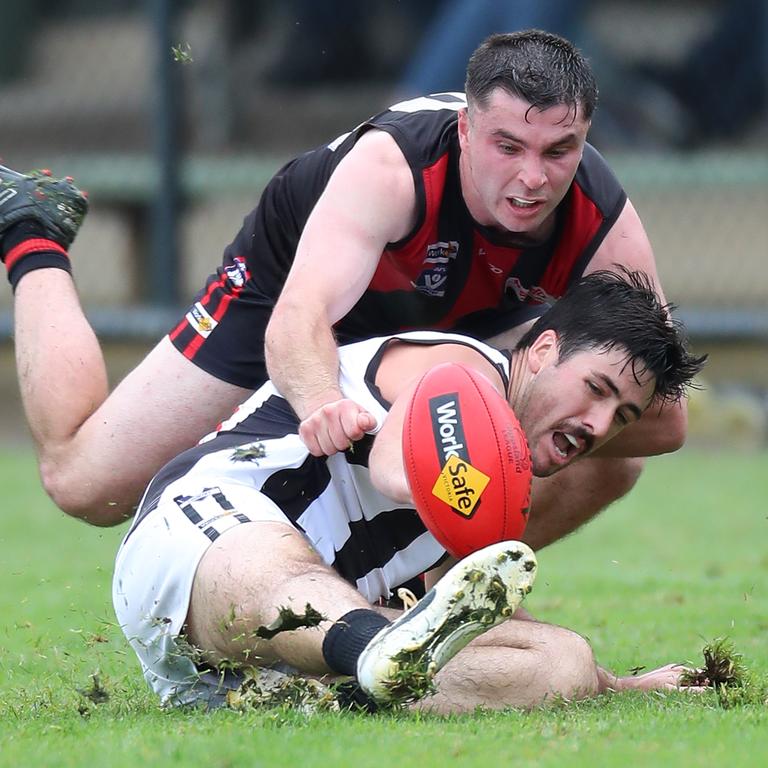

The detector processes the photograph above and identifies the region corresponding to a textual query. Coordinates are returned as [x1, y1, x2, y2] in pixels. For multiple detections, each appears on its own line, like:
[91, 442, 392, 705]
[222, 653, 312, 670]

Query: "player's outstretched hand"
[610, 663, 709, 693]
[299, 398, 377, 457]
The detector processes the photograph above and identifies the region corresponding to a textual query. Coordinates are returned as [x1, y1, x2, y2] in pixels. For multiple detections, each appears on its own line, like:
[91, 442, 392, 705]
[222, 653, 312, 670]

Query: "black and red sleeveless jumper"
[170, 93, 627, 387]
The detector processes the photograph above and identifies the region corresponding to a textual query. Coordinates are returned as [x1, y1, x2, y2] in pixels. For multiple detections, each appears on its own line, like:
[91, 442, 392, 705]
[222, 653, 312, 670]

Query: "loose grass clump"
[681, 637, 767, 708]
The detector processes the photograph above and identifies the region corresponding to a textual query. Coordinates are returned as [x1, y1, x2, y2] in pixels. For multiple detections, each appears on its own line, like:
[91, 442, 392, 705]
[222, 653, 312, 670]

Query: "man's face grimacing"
[457, 88, 590, 238]
[514, 333, 656, 477]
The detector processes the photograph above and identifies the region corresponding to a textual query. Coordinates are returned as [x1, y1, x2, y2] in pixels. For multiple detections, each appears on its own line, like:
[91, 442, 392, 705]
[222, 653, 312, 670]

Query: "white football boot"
[356, 540, 537, 704]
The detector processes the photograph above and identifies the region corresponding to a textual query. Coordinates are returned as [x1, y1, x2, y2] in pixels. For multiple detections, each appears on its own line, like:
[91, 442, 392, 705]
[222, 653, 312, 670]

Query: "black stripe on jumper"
[332, 507, 439, 587]
[259, 454, 332, 524]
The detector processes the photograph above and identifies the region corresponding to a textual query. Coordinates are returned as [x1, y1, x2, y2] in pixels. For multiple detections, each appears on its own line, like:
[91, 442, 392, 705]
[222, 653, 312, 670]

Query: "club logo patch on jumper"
[412, 240, 458, 297]
[186, 302, 217, 338]
[431, 454, 490, 518]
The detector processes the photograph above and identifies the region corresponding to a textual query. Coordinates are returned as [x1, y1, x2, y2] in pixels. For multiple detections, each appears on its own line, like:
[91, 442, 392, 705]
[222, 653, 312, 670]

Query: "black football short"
[168, 257, 275, 390]
[169, 272, 549, 391]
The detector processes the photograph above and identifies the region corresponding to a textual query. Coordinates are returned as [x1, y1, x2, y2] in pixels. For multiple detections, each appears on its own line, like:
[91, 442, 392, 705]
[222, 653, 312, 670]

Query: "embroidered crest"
[412, 240, 459, 297]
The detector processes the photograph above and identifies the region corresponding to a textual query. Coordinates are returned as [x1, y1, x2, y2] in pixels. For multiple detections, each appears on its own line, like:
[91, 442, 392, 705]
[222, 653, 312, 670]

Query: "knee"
[543, 627, 600, 701]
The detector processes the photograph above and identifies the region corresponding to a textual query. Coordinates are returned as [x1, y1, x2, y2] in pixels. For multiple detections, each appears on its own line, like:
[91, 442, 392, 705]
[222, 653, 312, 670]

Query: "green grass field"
[1, 448, 766, 767]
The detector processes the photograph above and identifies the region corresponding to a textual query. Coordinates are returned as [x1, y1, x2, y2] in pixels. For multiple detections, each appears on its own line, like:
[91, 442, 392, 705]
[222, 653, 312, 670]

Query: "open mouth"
[509, 196, 542, 209]
[552, 430, 580, 461]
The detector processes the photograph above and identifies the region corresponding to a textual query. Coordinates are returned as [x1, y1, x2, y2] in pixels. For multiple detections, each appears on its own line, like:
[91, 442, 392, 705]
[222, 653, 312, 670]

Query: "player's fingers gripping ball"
[402, 363, 532, 557]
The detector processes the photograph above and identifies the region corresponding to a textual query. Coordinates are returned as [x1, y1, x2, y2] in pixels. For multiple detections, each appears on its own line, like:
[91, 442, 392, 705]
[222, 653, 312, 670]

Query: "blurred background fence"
[1, 0, 766, 446]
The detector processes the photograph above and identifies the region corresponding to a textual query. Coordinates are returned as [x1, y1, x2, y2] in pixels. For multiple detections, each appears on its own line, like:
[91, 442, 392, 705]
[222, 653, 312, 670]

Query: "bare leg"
[14, 269, 249, 524]
[186, 522, 372, 674]
[522, 456, 644, 550]
[419, 619, 600, 713]
[184, 522, 690, 712]
[15, 270, 108, 467]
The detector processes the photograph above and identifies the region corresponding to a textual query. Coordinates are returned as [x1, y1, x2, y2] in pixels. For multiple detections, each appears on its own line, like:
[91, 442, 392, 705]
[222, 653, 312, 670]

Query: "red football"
[402, 362, 532, 558]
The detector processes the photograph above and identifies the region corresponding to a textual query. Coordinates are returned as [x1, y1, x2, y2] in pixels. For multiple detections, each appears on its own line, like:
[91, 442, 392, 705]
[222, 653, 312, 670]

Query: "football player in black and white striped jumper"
[113, 271, 705, 712]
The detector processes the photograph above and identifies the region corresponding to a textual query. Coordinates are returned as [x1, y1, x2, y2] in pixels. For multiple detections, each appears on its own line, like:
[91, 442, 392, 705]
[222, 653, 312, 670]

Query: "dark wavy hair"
[465, 29, 598, 123]
[515, 269, 707, 404]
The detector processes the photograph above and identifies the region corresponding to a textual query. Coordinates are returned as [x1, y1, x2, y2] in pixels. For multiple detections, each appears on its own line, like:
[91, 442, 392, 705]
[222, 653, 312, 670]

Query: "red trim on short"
[4, 238, 67, 271]
[182, 332, 206, 359]
[200, 273, 227, 308]
[168, 316, 187, 342]
[175, 271, 246, 359]
[210, 287, 236, 321]
[169, 272, 228, 343]
[180, 288, 241, 358]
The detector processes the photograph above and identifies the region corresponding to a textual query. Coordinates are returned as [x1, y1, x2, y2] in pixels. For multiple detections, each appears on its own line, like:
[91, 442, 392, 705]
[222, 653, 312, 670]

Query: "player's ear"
[457, 108, 470, 150]
[527, 330, 559, 374]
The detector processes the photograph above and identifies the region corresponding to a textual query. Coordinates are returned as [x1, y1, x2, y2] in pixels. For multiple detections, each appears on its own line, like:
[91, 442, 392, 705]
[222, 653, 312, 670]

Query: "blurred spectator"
[1, 1, 43, 82]
[264, 0, 440, 86]
[0, 0, 146, 83]
[398, 0, 584, 97]
[634, 0, 767, 148]
[393, 0, 658, 147]
[265, 0, 371, 84]
[396, 0, 767, 149]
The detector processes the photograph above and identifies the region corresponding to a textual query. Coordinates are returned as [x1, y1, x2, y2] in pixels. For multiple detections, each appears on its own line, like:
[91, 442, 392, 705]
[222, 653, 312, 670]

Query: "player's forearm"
[265, 301, 342, 420]
[367, 414, 410, 502]
[368, 383, 415, 505]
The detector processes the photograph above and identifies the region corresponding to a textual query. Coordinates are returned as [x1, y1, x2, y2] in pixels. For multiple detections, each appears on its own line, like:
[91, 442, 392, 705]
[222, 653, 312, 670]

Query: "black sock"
[322, 608, 389, 676]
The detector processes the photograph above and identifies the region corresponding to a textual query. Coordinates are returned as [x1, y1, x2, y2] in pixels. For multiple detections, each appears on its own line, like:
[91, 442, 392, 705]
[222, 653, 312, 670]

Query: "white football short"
[113, 481, 295, 707]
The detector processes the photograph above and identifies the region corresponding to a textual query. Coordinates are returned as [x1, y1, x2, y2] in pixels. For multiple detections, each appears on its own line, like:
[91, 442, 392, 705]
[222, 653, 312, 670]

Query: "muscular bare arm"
[584, 198, 688, 455]
[265, 130, 417, 456]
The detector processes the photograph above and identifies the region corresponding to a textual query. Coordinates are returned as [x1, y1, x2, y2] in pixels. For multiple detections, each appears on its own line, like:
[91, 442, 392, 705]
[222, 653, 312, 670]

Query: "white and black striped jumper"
[126, 331, 511, 604]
